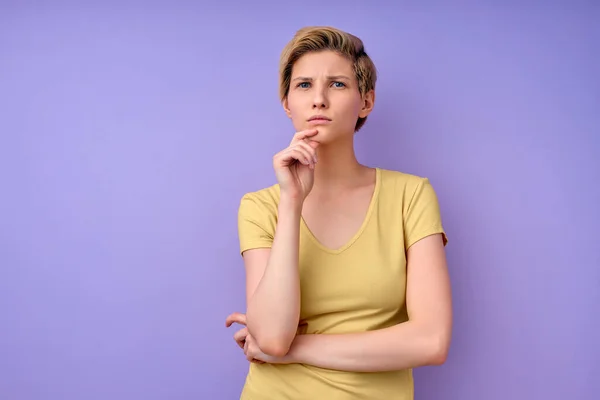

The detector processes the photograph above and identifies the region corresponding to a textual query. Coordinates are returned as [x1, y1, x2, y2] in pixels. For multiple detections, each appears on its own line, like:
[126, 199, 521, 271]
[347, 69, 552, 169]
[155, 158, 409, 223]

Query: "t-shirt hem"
[406, 225, 447, 249]
[240, 241, 273, 255]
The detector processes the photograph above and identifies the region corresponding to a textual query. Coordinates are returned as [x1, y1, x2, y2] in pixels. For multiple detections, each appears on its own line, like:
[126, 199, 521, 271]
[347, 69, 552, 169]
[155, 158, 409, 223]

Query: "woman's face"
[283, 50, 374, 144]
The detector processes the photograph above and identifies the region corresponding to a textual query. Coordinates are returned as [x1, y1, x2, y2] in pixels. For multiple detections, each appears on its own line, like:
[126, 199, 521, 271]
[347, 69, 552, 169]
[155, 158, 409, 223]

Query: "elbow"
[245, 316, 297, 357]
[255, 337, 292, 358]
[429, 345, 449, 366]
[250, 327, 295, 357]
[427, 331, 451, 366]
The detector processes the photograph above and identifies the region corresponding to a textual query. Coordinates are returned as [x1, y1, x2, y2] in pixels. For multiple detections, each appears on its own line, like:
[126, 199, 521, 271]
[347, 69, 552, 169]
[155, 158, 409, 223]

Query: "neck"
[312, 136, 365, 192]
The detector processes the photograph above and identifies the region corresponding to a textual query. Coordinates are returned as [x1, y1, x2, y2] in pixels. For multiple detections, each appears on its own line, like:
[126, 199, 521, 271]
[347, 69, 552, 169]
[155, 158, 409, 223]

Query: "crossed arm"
[226, 227, 452, 373]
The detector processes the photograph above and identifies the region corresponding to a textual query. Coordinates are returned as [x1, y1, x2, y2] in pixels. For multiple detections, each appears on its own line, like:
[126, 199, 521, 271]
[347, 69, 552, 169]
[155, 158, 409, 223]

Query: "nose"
[312, 83, 328, 109]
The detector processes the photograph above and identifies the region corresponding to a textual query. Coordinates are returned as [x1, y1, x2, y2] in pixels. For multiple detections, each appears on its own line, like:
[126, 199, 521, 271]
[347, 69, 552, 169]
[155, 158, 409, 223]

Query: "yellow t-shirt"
[237, 168, 448, 400]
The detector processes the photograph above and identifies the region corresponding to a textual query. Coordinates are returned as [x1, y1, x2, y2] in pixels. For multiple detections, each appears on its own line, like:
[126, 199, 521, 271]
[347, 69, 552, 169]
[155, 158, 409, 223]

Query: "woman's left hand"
[243, 332, 285, 364]
[226, 312, 289, 365]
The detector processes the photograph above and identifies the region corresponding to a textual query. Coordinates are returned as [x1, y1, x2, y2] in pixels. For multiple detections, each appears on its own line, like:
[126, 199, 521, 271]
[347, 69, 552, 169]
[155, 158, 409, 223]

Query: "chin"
[313, 127, 352, 144]
[309, 127, 330, 142]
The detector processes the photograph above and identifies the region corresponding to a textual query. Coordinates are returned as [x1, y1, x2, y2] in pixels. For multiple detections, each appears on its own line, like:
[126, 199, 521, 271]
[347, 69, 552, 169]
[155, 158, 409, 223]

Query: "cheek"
[286, 97, 301, 118]
[285, 99, 305, 130]
[340, 98, 363, 118]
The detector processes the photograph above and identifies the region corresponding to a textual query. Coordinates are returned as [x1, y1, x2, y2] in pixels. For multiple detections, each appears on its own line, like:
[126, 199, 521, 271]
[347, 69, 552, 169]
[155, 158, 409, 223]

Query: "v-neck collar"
[300, 168, 381, 255]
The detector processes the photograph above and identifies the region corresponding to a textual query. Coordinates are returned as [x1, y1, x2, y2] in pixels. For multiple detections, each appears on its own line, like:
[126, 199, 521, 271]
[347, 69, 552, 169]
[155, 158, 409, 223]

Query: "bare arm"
[241, 130, 319, 357]
[281, 233, 452, 371]
[244, 195, 303, 357]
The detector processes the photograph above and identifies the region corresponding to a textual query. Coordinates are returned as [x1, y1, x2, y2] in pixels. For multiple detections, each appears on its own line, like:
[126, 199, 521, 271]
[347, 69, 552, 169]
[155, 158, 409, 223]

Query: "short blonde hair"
[279, 26, 377, 131]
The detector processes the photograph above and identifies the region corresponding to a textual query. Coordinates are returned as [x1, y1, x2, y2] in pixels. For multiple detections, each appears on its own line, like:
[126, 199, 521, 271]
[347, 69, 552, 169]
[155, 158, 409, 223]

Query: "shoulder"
[377, 168, 447, 247]
[379, 168, 427, 184]
[238, 183, 281, 219]
[240, 183, 280, 207]
[237, 184, 281, 252]
[377, 168, 437, 203]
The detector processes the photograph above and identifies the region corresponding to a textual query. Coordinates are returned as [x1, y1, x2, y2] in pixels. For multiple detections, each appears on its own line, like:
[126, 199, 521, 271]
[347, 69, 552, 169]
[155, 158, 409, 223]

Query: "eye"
[297, 82, 311, 89]
[332, 81, 346, 88]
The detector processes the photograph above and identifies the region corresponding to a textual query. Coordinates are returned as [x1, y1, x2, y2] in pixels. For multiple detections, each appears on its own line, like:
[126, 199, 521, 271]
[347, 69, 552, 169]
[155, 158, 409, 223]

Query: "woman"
[225, 26, 452, 399]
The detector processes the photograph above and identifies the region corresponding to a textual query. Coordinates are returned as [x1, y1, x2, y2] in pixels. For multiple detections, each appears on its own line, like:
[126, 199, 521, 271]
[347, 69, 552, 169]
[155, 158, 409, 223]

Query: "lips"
[308, 116, 332, 121]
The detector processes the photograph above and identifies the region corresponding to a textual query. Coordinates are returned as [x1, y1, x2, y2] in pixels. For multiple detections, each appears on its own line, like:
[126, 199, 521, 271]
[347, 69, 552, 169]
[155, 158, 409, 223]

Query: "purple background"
[1, 2, 599, 399]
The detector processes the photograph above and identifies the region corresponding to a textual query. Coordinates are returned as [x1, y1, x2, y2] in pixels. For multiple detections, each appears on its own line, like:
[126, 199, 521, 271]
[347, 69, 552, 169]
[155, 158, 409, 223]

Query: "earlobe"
[359, 90, 375, 118]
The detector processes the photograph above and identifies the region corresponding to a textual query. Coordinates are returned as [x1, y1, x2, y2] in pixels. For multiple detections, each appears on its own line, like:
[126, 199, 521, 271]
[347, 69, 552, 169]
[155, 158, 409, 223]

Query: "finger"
[234, 327, 249, 348]
[244, 342, 254, 362]
[305, 139, 320, 149]
[291, 129, 318, 144]
[244, 336, 262, 363]
[279, 148, 313, 167]
[295, 140, 318, 164]
[225, 312, 246, 327]
[288, 146, 314, 166]
[234, 327, 248, 342]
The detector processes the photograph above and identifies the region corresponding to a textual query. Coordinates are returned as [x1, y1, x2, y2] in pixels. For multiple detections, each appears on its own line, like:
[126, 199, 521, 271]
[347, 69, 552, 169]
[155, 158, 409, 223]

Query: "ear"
[358, 89, 375, 118]
[282, 97, 292, 118]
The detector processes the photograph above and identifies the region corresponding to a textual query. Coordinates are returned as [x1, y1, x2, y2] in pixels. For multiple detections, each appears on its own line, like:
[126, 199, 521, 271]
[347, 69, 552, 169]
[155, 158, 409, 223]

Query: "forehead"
[291, 51, 354, 76]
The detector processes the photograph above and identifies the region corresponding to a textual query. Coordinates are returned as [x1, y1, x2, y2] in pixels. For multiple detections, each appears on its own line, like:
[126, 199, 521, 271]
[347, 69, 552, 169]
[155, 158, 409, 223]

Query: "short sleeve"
[237, 193, 277, 255]
[404, 178, 448, 249]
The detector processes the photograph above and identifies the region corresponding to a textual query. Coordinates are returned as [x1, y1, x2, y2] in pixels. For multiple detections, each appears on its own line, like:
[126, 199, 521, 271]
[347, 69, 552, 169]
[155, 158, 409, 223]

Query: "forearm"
[246, 195, 303, 356]
[284, 321, 450, 372]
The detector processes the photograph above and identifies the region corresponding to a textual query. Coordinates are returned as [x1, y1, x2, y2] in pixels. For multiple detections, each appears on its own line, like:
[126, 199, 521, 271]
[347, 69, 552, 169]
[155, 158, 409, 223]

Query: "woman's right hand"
[273, 129, 319, 201]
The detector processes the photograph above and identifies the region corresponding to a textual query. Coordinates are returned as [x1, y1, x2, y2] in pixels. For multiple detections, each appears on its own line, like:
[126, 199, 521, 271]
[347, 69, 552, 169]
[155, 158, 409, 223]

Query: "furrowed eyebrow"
[326, 75, 351, 81]
[292, 75, 352, 82]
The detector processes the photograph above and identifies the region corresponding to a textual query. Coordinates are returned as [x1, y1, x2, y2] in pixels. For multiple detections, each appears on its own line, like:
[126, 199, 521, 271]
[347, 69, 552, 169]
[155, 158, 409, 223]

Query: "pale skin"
[225, 50, 453, 372]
